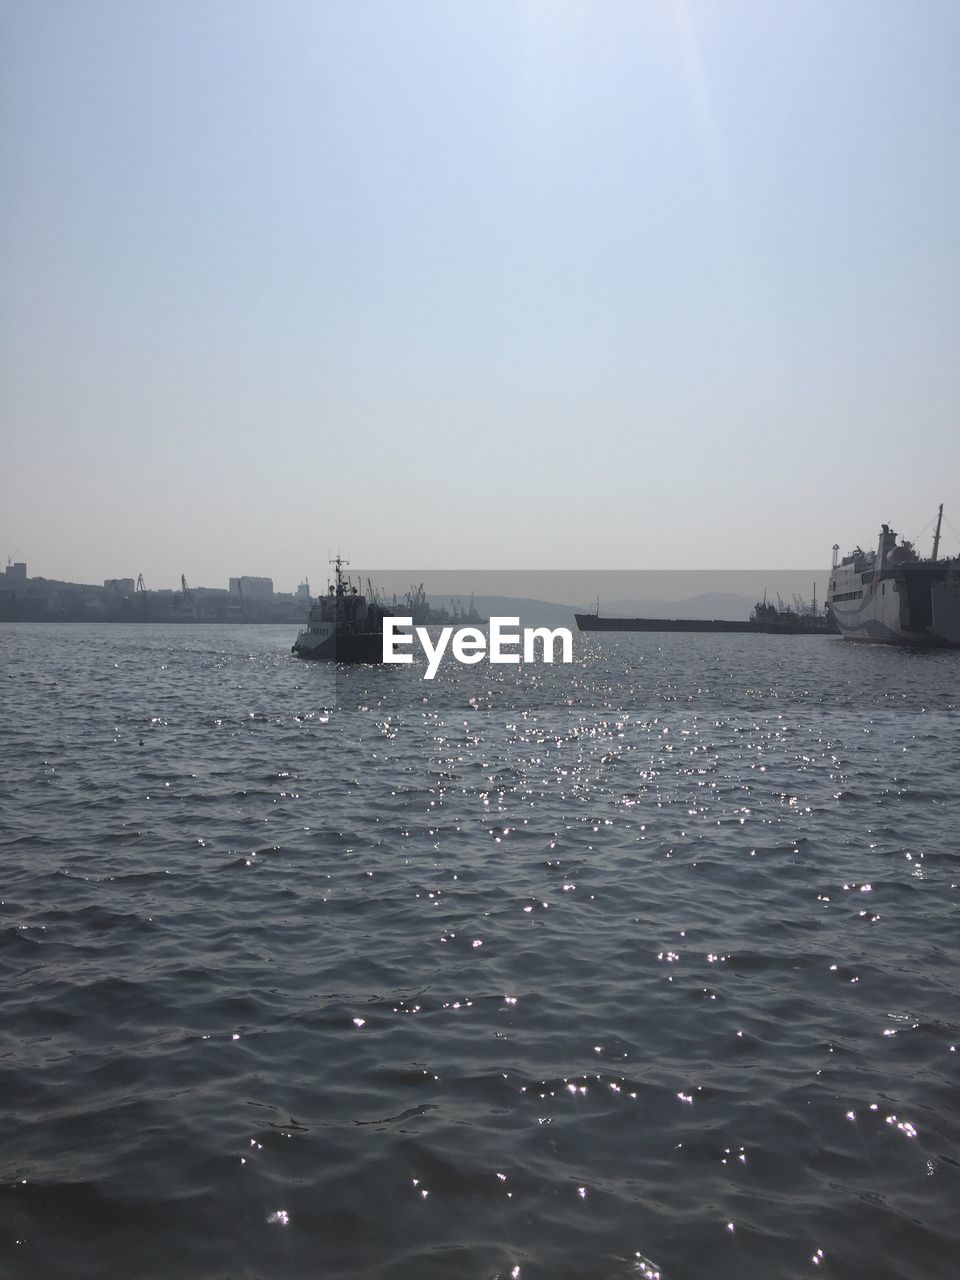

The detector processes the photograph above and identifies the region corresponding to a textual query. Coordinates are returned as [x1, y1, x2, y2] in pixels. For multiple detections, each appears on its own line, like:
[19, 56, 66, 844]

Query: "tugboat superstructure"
[292, 557, 390, 663]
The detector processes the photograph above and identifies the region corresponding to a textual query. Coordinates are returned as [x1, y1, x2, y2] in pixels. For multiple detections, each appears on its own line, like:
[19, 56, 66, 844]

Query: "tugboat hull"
[292, 632, 384, 663]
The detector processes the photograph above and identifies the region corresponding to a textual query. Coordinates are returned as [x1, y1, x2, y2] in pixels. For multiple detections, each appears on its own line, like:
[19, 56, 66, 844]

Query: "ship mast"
[330, 554, 350, 594]
[932, 503, 944, 561]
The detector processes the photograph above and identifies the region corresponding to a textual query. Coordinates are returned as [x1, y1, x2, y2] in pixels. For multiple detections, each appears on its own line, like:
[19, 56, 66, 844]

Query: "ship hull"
[576, 615, 754, 632]
[830, 565, 960, 649]
[292, 629, 384, 663]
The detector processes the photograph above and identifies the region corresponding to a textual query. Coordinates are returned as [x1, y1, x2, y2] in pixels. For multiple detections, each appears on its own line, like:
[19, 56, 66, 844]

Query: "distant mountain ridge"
[589, 592, 759, 620]
[424, 592, 759, 627]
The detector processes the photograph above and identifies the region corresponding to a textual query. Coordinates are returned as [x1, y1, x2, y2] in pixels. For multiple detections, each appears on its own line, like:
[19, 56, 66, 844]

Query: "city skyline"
[0, 556, 917, 613]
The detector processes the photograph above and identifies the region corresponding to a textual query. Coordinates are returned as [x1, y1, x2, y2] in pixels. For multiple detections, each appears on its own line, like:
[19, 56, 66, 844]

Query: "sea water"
[1, 623, 958, 1279]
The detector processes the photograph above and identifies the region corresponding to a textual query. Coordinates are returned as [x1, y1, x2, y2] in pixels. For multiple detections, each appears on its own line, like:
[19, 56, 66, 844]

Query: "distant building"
[296, 579, 311, 600]
[229, 576, 273, 600]
[5, 562, 27, 583]
[104, 578, 136, 594]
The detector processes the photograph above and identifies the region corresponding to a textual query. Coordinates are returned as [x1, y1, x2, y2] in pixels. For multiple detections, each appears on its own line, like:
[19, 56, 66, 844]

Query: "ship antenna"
[932, 503, 944, 561]
[330, 554, 349, 593]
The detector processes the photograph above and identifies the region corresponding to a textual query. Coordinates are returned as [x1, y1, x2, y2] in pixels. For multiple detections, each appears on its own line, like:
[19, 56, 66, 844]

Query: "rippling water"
[2, 623, 959, 1279]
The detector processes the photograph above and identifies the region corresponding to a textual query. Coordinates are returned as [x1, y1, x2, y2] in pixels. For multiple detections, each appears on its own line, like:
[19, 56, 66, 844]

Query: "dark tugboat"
[292, 557, 390, 663]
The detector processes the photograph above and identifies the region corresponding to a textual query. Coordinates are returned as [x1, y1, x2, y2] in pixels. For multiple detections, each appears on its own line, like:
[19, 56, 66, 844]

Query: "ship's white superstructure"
[827, 508, 960, 647]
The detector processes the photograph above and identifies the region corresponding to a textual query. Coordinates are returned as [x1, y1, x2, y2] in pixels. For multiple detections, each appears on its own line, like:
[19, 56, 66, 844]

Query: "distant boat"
[827, 506, 960, 647]
[750, 595, 838, 634]
[292, 557, 389, 663]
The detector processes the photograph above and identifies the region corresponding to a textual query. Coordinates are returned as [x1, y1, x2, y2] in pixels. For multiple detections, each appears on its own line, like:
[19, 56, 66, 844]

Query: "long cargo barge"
[576, 601, 838, 636]
[576, 615, 757, 633]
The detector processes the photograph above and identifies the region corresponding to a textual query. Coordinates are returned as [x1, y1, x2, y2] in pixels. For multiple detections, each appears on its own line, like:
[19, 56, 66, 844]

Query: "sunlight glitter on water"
[1, 625, 959, 1279]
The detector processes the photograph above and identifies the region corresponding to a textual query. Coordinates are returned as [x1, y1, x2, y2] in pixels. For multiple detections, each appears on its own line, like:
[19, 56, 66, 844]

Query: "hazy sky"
[2, 1, 958, 590]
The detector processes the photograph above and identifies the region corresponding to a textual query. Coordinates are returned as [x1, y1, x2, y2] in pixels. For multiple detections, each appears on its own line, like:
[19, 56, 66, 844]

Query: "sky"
[2, 0, 959, 591]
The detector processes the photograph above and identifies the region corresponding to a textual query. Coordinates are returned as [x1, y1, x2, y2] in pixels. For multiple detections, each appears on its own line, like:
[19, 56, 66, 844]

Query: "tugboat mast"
[932, 503, 944, 561]
[330, 555, 350, 594]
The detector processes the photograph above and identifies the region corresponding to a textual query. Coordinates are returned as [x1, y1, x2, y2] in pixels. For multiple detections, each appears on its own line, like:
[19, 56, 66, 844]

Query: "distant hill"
[590, 592, 758, 621]
[424, 592, 758, 627]
[427, 596, 576, 627]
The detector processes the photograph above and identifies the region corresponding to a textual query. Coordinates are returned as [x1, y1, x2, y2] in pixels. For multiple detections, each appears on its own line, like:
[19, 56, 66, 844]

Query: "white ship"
[827, 505, 960, 648]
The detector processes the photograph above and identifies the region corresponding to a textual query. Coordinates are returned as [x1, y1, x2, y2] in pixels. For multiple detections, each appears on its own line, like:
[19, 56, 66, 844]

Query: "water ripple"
[1, 624, 958, 1278]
